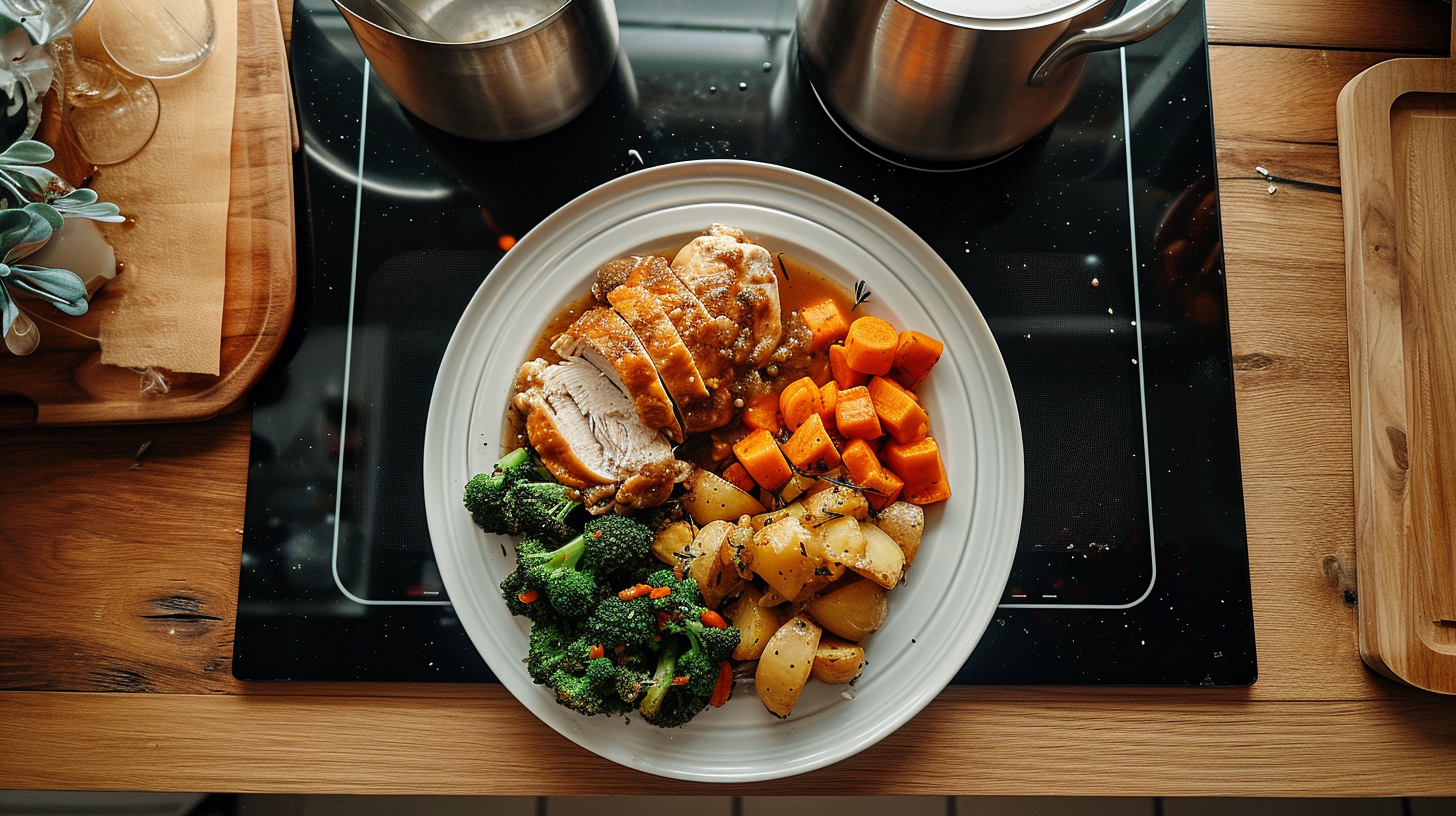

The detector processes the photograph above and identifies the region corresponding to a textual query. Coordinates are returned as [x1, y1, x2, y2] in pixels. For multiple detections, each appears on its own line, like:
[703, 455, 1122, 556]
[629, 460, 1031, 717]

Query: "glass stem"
[50, 36, 119, 102]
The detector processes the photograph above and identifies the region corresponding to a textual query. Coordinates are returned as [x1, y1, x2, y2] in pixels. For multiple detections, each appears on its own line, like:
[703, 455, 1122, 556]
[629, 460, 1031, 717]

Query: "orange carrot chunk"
[779, 376, 824, 432]
[742, 392, 781, 432]
[722, 462, 756, 493]
[818, 381, 839, 425]
[881, 436, 944, 486]
[867, 376, 930, 444]
[902, 457, 951, 505]
[834, 385, 882, 440]
[801, 299, 850, 352]
[878, 374, 920, 404]
[782, 412, 842, 473]
[829, 344, 868, 389]
[890, 330, 944, 390]
[863, 467, 905, 510]
[733, 428, 794, 491]
[843, 316, 899, 376]
[840, 438, 882, 486]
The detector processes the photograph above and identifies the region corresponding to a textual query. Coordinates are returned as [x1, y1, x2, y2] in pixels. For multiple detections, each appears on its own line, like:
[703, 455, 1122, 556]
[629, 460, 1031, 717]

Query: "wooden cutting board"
[0, 0, 295, 426]
[1339, 6, 1456, 694]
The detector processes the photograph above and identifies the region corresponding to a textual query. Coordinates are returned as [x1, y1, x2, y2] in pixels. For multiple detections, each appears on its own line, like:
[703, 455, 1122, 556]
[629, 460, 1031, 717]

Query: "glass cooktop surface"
[234, 0, 1256, 685]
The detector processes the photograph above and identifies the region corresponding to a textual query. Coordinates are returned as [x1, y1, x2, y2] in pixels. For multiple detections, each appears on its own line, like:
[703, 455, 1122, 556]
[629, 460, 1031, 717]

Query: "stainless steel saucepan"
[797, 0, 1190, 163]
[333, 0, 618, 141]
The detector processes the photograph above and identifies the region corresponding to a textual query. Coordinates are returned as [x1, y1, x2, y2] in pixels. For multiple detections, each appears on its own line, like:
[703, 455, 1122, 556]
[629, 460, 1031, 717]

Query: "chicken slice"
[513, 360, 615, 488]
[622, 254, 734, 391]
[670, 224, 782, 368]
[514, 357, 684, 511]
[541, 357, 671, 474]
[552, 307, 684, 443]
[608, 284, 711, 407]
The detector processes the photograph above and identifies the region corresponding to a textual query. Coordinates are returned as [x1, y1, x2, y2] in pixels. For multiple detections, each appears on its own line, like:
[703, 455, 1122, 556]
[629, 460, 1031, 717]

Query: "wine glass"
[1, 0, 162, 166]
[98, 0, 216, 80]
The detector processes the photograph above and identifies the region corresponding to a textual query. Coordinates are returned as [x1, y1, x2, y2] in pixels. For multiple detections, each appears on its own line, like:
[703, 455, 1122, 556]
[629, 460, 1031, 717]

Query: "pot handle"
[1028, 0, 1190, 87]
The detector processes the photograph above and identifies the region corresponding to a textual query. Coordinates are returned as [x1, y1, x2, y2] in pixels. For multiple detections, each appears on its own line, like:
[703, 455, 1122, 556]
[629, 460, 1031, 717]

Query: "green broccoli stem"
[494, 447, 532, 473]
[639, 638, 684, 718]
[528, 532, 587, 574]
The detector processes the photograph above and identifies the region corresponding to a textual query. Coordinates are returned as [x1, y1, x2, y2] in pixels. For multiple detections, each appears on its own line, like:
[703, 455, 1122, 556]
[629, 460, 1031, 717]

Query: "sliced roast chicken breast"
[628, 256, 734, 388]
[552, 307, 684, 443]
[670, 224, 783, 368]
[514, 357, 682, 511]
[513, 359, 615, 488]
[607, 284, 710, 405]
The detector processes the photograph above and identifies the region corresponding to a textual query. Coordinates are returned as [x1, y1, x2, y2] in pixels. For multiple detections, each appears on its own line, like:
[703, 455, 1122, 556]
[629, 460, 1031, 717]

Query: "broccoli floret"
[548, 656, 647, 716]
[526, 621, 572, 684]
[637, 631, 722, 728]
[463, 448, 550, 534]
[546, 569, 599, 621]
[584, 595, 659, 651]
[503, 481, 580, 540]
[576, 515, 654, 581]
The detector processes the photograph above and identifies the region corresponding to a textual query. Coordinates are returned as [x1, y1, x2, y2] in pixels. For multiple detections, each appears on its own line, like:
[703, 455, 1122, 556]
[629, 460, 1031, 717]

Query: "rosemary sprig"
[852, 280, 872, 311]
[776, 252, 789, 281]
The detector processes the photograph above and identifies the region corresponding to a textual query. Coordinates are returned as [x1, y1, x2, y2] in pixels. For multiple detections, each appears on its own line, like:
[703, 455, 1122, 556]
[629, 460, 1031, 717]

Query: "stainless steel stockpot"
[797, 0, 1188, 163]
[333, 0, 618, 141]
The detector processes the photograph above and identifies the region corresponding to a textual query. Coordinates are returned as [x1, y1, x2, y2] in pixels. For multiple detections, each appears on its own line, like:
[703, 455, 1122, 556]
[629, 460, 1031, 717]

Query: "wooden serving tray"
[1338, 10, 1456, 694]
[0, 0, 295, 426]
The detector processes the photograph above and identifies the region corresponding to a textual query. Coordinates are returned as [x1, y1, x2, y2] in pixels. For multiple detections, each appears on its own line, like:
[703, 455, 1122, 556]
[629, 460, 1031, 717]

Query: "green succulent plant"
[0, 201, 87, 339]
[0, 139, 125, 350]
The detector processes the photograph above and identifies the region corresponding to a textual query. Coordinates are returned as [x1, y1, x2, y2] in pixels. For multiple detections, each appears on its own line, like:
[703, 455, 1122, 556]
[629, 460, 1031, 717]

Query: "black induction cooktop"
[234, 0, 1257, 685]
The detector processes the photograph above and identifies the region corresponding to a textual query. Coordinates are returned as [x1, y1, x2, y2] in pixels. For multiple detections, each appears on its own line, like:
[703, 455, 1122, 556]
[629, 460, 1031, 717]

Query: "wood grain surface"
[1, 0, 1455, 796]
[0, 0, 295, 427]
[1338, 15, 1456, 695]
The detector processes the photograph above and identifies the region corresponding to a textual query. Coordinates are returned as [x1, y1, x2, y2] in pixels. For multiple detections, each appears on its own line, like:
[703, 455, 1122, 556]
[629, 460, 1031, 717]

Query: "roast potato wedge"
[755, 614, 822, 717]
[852, 522, 906, 589]
[874, 502, 925, 568]
[803, 485, 870, 522]
[803, 577, 888, 641]
[650, 520, 697, 570]
[683, 468, 766, 525]
[749, 516, 815, 599]
[724, 585, 789, 661]
[811, 635, 866, 684]
[688, 520, 742, 609]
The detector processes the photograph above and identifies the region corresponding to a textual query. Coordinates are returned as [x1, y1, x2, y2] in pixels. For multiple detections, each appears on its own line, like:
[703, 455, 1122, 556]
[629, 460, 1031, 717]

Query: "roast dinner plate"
[423, 160, 1023, 781]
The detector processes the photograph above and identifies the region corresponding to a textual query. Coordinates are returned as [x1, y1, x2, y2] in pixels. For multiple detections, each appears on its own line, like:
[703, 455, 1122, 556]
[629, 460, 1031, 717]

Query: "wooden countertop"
[3, 0, 1455, 797]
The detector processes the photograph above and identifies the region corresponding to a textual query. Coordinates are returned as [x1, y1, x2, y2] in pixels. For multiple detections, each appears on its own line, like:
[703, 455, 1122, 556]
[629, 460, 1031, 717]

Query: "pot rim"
[894, 0, 1107, 29]
[332, 0, 574, 46]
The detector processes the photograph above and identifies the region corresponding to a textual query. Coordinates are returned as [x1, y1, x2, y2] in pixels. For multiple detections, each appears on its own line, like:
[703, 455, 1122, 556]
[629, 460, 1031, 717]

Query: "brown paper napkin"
[71, 0, 238, 376]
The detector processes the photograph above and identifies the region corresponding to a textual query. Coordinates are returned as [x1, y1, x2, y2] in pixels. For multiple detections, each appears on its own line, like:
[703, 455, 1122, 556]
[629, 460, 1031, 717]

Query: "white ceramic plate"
[423, 160, 1023, 782]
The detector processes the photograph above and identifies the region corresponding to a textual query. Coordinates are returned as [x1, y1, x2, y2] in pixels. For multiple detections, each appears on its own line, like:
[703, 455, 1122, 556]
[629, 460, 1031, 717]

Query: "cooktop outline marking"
[330, 60, 451, 608]
[998, 46, 1158, 611]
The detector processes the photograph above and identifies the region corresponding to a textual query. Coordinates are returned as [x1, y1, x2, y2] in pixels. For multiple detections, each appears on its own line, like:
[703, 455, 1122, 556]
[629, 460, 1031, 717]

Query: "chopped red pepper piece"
[517, 590, 539, 604]
[618, 584, 653, 600]
[588, 643, 605, 660]
[710, 660, 733, 707]
[649, 585, 671, 599]
[700, 609, 728, 629]
[671, 676, 690, 686]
